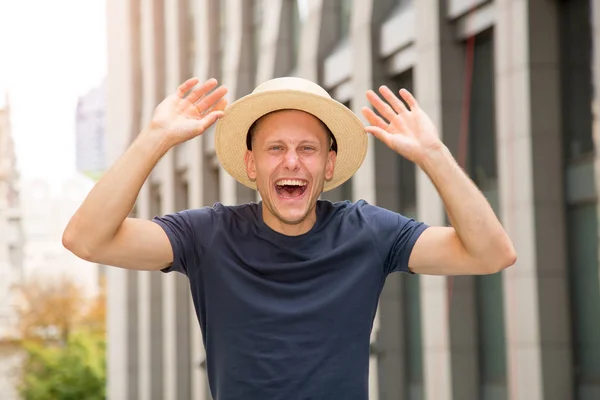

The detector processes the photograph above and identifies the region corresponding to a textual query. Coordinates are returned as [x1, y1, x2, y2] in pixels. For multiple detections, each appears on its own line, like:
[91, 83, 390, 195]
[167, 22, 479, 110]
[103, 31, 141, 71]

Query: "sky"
[0, 0, 107, 188]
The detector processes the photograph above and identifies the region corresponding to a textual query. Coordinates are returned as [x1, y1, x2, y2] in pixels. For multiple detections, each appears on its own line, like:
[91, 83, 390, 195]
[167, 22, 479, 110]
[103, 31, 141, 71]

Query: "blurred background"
[1, 0, 599, 399]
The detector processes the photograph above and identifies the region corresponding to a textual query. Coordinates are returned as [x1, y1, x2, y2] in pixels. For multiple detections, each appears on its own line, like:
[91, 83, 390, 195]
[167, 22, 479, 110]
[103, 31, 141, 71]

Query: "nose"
[282, 149, 300, 171]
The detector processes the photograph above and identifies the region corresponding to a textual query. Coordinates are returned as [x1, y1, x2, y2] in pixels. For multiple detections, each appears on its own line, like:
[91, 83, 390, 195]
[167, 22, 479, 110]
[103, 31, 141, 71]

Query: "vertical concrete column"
[160, 165, 177, 400]
[106, 265, 129, 400]
[297, 0, 324, 82]
[105, 0, 140, 398]
[253, 0, 287, 204]
[162, 0, 190, 398]
[348, 2, 408, 399]
[437, 5, 479, 399]
[349, 0, 376, 205]
[187, 97, 209, 400]
[414, 0, 475, 397]
[138, 0, 166, 398]
[256, 0, 282, 83]
[494, 3, 541, 397]
[136, 185, 152, 400]
[413, 0, 451, 398]
[495, 0, 572, 399]
[217, 7, 238, 205]
[348, 0, 383, 397]
[189, 1, 218, 398]
[220, 0, 256, 204]
[257, 0, 288, 80]
[125, 268, 140, 400]
[188, 124, 208, 400]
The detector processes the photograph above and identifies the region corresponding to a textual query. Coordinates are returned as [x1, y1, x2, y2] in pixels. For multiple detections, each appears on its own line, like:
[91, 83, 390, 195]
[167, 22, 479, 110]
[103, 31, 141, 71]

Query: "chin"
[271, 199, 312, 224]
[276, 208, 311, 225]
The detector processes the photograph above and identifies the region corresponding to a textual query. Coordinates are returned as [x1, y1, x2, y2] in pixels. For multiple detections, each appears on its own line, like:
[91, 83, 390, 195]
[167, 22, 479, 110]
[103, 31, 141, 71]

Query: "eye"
[269, 145, 283, 151]
[301, 146, 316, 152]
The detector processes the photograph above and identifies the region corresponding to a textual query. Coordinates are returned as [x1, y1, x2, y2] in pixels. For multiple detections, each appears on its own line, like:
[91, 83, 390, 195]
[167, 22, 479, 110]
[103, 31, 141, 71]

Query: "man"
[63, 76, 516, 399]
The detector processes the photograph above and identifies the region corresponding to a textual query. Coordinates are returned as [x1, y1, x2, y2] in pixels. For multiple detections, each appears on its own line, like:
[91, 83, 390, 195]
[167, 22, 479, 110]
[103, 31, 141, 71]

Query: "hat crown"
[215, 76, 367, 192]
[252, 77, 332, 99]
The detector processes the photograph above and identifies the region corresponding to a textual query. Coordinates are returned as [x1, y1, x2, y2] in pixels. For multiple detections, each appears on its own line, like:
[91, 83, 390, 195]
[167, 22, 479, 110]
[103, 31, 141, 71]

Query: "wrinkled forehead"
[246, 110, 338, 152]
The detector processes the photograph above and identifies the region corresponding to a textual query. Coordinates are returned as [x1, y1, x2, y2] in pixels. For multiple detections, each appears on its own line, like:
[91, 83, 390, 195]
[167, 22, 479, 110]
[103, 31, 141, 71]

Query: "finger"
[195, 86, 228, 112]
[361, 107, 388, 131]
[379, 85, 409, 114]
[365, 126, 395, 148]
[399, 88, 419, 110]
[200, 98, 228, 115]
[366, 90, 397, 124]
[366, 125, 413, 153]
[196, 110, 225, 132]
[176, 77, 200, 98]
[186, 78, 219, 104]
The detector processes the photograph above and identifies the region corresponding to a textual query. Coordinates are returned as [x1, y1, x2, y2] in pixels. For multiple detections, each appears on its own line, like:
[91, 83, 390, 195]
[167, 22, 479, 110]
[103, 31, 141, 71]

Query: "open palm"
[362, 86, 442, 165]
[151, 77, 228, 146]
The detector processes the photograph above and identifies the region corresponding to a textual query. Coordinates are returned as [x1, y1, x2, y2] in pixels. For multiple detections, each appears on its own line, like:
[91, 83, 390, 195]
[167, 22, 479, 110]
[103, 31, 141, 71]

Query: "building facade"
[105, 0, 600, 399]
[0, 94, 24, 341]
[0, 94, 25, 400]
[75, 80, 107, 182]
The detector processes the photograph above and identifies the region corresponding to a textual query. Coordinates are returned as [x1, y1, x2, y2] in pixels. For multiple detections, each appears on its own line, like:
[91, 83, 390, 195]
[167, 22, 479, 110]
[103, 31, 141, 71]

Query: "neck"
[261, 202, 318, 236]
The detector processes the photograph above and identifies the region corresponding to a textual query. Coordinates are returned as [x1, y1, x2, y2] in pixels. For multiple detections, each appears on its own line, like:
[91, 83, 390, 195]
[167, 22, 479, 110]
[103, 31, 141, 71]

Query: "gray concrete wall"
[104, 0, 600, 399]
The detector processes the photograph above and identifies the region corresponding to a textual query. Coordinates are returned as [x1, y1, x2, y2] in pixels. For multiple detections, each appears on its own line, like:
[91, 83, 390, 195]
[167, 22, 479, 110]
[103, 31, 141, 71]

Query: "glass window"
[320, 180, 352, 202]
[338, 0, 352, 41]
[321, 101, 353, 202]
[467, 31, 497, 193]
[150, 184, 162, 217]
[566, 204, 600, 398]
[385, 70, 423, 399]
[203, 154, 220, 207]
[218, 0, 227, 81]
[187, 0, 196, 78]
[237, 182, 256, 204]
[253, 0, 263, 77]
[559, 1, 600, 397]
[175, 173, 189, 211]
[291, 0, 301, 70]
[403, 276, 423, 399]
[559, 0, 594, 161]
[391, 73, 417, 217]
[467, 29, 508, 400]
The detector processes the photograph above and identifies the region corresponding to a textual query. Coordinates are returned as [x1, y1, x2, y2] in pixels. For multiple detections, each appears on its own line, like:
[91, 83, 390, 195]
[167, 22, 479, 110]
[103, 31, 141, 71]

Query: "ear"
[324, 149, 336, 181]
[245, 150, 257, 181]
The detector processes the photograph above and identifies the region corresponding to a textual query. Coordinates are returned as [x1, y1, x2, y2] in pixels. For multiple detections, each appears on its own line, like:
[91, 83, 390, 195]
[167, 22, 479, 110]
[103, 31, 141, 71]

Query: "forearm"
[63, 127, 170, 254]
[419, 145, 516, 266]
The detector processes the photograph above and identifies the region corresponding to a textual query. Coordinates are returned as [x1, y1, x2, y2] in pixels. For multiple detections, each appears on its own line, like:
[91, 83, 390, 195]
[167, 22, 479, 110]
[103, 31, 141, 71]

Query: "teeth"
[276, 179, 307, 186]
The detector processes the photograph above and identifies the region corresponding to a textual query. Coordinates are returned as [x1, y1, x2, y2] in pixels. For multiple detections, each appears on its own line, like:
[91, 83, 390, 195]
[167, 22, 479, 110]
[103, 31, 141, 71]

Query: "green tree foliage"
[15, 274, 107, 399]
[19, 331, 106, 400]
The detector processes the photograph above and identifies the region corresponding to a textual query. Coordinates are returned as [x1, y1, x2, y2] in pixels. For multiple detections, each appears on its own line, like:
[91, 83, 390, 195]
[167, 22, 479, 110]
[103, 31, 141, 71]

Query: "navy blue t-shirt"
[153, 199, 428, 400]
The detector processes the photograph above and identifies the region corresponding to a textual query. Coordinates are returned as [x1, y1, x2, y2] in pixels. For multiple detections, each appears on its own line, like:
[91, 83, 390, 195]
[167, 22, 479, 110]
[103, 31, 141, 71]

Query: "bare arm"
[62, 77, 228, 271]
[363, 86, 516, 275]
[408, 145, 516, 275]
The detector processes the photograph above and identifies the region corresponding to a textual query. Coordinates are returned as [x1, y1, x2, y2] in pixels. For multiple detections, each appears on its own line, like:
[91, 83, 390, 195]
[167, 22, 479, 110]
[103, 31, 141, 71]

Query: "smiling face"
[244, 110, 336, 235]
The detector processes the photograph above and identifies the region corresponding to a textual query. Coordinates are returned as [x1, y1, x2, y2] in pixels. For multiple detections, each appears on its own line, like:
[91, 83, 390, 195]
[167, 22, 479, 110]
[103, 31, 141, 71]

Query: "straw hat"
[214, 77, 368, 192]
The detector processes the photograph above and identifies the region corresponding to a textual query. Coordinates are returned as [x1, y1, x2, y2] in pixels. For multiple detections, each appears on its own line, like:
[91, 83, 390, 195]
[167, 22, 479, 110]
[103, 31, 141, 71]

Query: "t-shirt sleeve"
[361, 202, 429, 275]
[152, 207, 215, 276]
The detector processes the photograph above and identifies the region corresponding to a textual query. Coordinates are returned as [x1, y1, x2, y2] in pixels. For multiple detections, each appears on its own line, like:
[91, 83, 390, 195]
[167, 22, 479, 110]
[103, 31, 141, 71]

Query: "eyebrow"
[263, 139, 322, 147]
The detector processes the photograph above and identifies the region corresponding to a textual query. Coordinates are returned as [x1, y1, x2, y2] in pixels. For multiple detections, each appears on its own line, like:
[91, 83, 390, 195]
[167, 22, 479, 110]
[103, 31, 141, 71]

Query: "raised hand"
[150, 77, 228, 147]
[362, 86, 443, 165]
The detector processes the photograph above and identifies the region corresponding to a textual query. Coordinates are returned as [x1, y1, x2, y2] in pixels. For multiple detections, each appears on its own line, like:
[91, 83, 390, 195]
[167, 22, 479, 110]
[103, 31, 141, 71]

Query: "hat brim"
[214, 89, 368, 192]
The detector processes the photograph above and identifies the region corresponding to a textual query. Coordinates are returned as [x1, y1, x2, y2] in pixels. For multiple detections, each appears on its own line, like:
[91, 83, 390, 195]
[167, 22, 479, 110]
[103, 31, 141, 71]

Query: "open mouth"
[274, 179, 308, 199]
